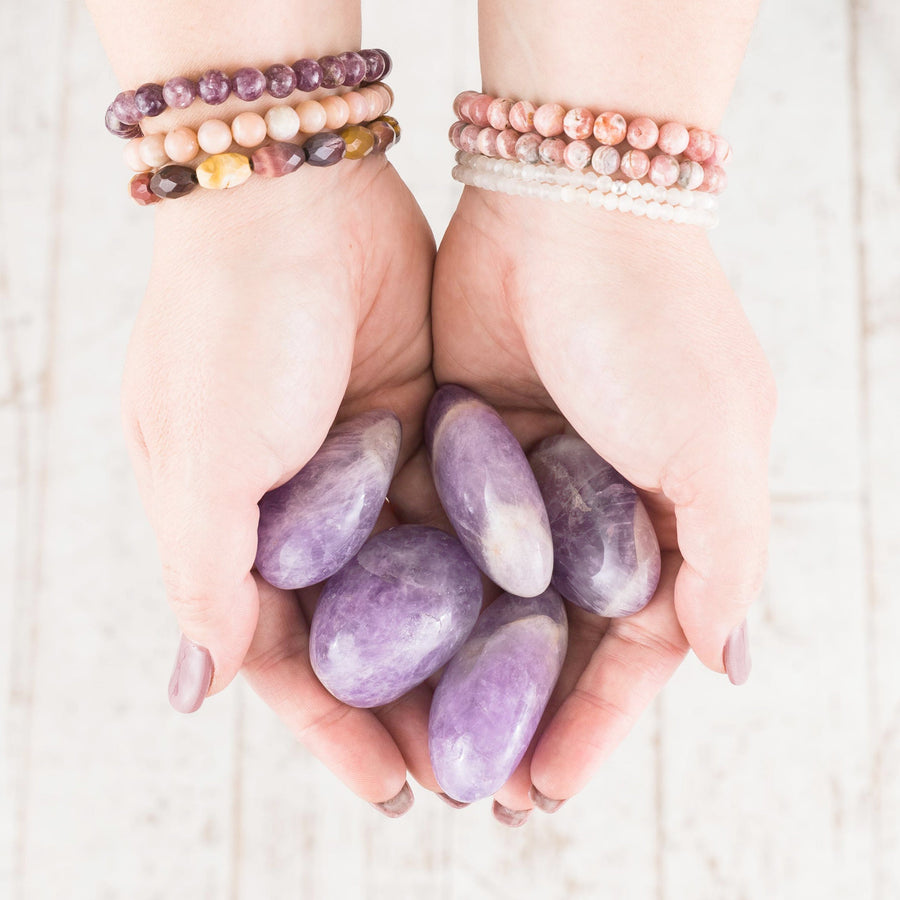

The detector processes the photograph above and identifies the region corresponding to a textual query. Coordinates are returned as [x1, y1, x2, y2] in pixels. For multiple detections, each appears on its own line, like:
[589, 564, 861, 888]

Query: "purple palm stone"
[255, 410, 401, 589]
[425, 385, 553, 597]
[309, 525, 483, 708]
[530, 434, 661, 617]
[429, 588, 568, 803]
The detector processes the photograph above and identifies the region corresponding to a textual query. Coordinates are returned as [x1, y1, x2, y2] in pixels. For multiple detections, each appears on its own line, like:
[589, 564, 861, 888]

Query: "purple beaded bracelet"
[105, 48, 392, 138]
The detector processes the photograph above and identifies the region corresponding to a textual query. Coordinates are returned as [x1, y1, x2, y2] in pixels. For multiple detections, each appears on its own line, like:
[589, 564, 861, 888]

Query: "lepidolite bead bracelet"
[123, 84, 394, 171]
[107, 49, 392, 136]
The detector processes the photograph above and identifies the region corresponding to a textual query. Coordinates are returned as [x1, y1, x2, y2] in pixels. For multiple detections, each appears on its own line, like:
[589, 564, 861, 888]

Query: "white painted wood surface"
[1, 0, 897, 897]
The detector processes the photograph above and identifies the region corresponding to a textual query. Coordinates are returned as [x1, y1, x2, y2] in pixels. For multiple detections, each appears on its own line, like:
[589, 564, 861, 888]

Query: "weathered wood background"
[2, 0, 898, 896]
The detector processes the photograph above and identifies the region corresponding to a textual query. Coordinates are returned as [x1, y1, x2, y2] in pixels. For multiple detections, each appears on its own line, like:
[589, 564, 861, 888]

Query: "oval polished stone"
[310, 525, 483, 708]
[429, 589, 568, 803]
[529, 434, 661, 617]
[304, 132, 346, 166]
[196, 152, 252, 190]
[425, 385, 553, 597]
[149, 165, 198, 199]
[255, 410, 401, 590]
[251, 142, 305, 177]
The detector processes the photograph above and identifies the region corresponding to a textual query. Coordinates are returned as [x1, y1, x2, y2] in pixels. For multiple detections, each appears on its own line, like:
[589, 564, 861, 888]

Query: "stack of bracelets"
[104, 49, 399, 205]
[449, 91, 731, 227]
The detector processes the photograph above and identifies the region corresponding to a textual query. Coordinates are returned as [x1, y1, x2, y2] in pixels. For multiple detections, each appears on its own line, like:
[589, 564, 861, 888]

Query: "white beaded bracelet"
[453, 150, 719, 228]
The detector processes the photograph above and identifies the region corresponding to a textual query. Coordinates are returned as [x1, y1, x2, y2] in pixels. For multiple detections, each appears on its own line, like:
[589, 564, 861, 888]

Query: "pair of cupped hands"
[123, 153, 775, 823]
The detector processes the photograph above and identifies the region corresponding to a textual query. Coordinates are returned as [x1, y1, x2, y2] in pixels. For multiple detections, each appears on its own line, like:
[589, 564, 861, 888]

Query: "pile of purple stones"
[255, 385, 661, 803]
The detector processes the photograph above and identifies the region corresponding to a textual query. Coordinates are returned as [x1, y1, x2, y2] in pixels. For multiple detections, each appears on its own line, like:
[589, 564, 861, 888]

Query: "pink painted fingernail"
[370, 782, 414, 818]
[437, 792, 470, 810]
[723, 620, 751, 686]
[492, 800, 531, 828]
[529, 785, 565, 813]
[168, 634, 213, 713]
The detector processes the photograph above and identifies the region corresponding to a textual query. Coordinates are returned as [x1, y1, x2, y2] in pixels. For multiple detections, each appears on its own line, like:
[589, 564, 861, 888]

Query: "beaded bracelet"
[452, 91, 731, 166]
[105, 49, 393, 137]
[130, 116, 401, 205]
[452, 151, 718, 228]
[124, 84, 394, 171]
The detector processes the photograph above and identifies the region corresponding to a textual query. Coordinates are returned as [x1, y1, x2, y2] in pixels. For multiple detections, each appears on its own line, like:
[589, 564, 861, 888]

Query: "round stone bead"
[129, 172, 160, 206]
[533, 103, 566, 137]
[709, 135, 732, 166]
[105, 104, 141, 139]
[560, 139, 589, 170]
[295, 99, 327, 133]
[370, 83, 394, 114]
[657, 121, 689, 155]
[677, 159, 704, 189]
[508, 100, 536, 132]
[345, 90, 371, 125]
[538, 137, 566, 165]
[458, 124, 481, 153]
[649, 153, 680, 187]
[134, 82, 166, 117]
[264, 63, 297, 98]
[475, 127, 500, 158]
[374, 49, 392, 77]
[251, 141, 305, 177]
[380, 114, 401, 144]
[197, 118, 233, 154]
[265, 106, 300, 140]
[149, 165, 198, 199]
[593, 111, 627, 145]
[468, 94, 493, 128]
[198, 69, 231, 105]
[112, 90, 141, 125]
[369, 120, 396, 153]
[164, 126, 200, 163]
[318, 55, 346, 88]
[496, 128, 519, 159]
[304, 132, 346, 166]
[626, 116, 659, 150]
[340, 124, 375, 159]
[339, 51, 367, 87]
[487, 98, 513, 130]
[138, 133, 169, 168]
[357, 86, 383, 120]
[685, 128, 714, 162]
[591, 144, 620, 176]
[196, 152, 252, 189]
[563, 106, 595, 140]
[232, 67, 266, 101]
[162, 76, 198, 110]
[320, 95, 350, 130]
[514, 132, 542, 163]
[124, 139, 150, 172]
[620, 148, 650, 179]
[292, 58, 322, 92]
[701, 163, 727, 193]
[231, 112, 267, 147]
[453, 90, 480, 119]
[360, 48, 387, 82]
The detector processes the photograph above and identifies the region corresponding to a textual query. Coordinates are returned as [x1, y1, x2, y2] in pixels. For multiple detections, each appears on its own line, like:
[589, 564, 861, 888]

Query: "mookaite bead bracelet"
[123, 83, 394, 171]
[105, 49, 393, 137]
[129, 116, 401, 205]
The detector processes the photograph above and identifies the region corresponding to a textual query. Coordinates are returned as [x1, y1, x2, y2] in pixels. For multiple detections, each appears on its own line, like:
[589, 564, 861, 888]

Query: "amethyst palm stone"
[429, 588, 568, 803]
[310, 525, 483, 708]
[255, 409, 401, 589]
[530, 434, 661, 617]
[425, 385, 553, 598]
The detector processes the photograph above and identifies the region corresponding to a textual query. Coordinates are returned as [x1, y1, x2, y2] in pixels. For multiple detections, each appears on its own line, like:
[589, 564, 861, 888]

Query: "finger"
[530, 553, 687, 803]
[242, 573, 411, 807]
[664, 439, 770, 678]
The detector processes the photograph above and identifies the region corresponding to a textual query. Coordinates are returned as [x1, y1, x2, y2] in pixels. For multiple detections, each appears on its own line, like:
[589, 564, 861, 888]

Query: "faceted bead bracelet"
[106, 48, 392, 136]
[123, 84, 394, 171]
[129, 116, 400, 205]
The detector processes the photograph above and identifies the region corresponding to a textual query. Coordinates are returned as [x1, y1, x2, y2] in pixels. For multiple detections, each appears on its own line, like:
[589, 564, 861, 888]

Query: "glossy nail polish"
[723, 620, 751, 686]
[168, 634, 213, 713]
[437, 792, 470, 810]
[370, 782, 414, 818]
[492, 800, 531, 828]
[529, 785, 565, 813]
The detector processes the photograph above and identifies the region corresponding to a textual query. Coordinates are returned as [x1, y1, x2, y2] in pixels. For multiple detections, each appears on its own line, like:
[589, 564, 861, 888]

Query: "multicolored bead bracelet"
[130, 116, 400, 205]
[124, 84, 394, 171]
[105, 49, 393, 138]
[452, 151, 719, 228]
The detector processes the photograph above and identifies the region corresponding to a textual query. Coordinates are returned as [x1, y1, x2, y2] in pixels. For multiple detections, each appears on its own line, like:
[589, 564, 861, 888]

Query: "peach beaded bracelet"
[124, 84, 394, 171]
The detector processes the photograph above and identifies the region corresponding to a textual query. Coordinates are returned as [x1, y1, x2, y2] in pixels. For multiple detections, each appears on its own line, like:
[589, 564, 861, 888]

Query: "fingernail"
[529, 785, 565, 814]
[437, 792, 470, 810]
[168, 634, 214, 713]
[492, 800, 531, 828]
[723, 620, 751, 686]
[370, 781, 414, 818]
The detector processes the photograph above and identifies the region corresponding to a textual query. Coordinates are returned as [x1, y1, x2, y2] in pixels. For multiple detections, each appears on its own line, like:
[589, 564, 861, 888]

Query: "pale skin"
[87, 0, 774, 823]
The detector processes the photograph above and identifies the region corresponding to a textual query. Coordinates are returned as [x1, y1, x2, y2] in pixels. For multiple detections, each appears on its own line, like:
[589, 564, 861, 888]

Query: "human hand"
[121, 157, 437, 811]
[431, 187, 776, 818]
